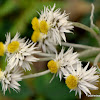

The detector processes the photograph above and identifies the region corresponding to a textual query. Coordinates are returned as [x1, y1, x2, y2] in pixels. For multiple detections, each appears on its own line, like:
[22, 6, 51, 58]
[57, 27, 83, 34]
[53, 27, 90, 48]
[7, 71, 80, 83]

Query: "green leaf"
[33, 73, 76, 100]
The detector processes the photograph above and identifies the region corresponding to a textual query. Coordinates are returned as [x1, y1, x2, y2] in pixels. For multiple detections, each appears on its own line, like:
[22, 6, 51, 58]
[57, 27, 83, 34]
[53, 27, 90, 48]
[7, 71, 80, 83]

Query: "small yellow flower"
[31, 17, 49, 42]
[47, 60, 59, 73]
[40, 20, 49, 34]
[0, 42, 5, 56]
[7, 41, 20, 53]
[31, 17, 40, 31]
[65, 75, 78, 89]
[31, 30, 41, 42]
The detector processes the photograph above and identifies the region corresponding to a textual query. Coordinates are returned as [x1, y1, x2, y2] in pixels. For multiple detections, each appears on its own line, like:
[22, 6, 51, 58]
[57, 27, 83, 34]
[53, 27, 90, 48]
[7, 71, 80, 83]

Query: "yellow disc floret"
[31, 17, 49, 41]
[31, 17, 40, 31]
[47, 60, 59, 73]
[7, 41, 20, 53]
[40, 20, 48, 34]
[65, 75, 78, 89]
[0, 42, 5, 56]
[0, 68, 4, 80]
[31, 30, 41, 42]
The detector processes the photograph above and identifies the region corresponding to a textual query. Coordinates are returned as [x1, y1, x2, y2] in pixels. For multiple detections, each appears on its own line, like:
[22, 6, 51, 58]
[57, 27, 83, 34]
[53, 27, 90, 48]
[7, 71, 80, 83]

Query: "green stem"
[22, 70, 50, 79]
[93, 53, 100, 66]
[37, 49, 100, 62]
[38, 57, 52, 61]
[93, 53, 100, 72]
[36, 52, 55, 57]
[72, 22, 100, 46]
[78, 49, 100, 61]
[61, 42, 100, 50]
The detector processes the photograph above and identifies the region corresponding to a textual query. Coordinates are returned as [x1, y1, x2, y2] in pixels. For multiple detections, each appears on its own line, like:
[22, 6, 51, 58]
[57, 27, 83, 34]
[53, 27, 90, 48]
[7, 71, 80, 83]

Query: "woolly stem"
[36, 52, 55, 57]
[38, 49, 100, 62]
[22, 70, 50, 79]
[93, 53, 100, 72]
[78, 49, 100, 61]
[72, 22, 100, 46]
[94, 53, 100, 66]
[38, 57, 52, 61]
[61, 42, 100, 50]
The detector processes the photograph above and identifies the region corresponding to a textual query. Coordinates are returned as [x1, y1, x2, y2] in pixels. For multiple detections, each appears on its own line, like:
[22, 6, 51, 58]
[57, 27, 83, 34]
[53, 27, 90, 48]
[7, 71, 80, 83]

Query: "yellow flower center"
[31, 17, 39, 31]
[0, 42, 5, 56]
[31, 31, 41, 42]
[47, 60, 59, 74]
[7, 41, 20, 53]
[0, 68, 4, 80]
[31, 17, 49, 42]
[40, 20, 48, 34]
[65, 75, 78, 89]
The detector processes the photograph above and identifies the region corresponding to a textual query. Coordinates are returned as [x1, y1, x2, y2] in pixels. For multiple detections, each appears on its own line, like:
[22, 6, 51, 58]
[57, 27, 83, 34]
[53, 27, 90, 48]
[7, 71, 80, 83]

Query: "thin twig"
[90, 3, 94, 27]
[61, 42, 100, 50]
[22, 70, 50, 79]
[38, 57, 52, 61]
[93, 53, 100, 72]
[38, 47, 100, 62]
[72, 22, 100, 46]
[78, 49, 100, 61]
[36, 52, 55, 57]
[93, 53, 100, 66]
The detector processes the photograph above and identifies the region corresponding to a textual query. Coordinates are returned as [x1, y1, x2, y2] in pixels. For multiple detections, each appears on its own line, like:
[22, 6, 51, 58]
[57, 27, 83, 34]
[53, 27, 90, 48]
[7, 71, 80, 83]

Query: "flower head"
[62, 62, 99, 98]
[65, 74, 78, 89]
[39, 4, 73, 45]
[47, 48, 79, 81]
[0, 67, 23, 94]
[7, 41, 20, 53]
[5, 33, 40, 71]
[48, 60, 60, 73]
[31, 4, 73, 53]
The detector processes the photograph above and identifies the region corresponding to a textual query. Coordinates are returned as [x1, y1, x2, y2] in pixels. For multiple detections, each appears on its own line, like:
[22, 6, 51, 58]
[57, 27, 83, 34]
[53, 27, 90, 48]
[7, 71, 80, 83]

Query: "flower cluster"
[0, 32, 40, 94]
[0, 4, 99, 99]
[31, 4, 73, 53]
[47, 48, 99, 98]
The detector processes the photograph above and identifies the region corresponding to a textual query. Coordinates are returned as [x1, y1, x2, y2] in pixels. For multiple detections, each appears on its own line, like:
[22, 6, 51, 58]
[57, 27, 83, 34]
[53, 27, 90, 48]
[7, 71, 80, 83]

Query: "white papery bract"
[5, 33, 40, 71]
[47, 47, 79, 81]
[38, 37, 57, 53]
[0, 66, 23, 94]
[5, 32, 25, 50]
[39, 4, 73, 45]
[61, 62, 99, 98]
[31, 4, 73, 53]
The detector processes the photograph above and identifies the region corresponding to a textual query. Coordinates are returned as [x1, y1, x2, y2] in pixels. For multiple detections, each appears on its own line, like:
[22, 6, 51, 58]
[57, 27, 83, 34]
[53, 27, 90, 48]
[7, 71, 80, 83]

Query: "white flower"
[39, 4, 73, 44]
[5, 32, 25, 50]
[61, 62, 99, 98]
[0, 67, 23, 94]
[47, 47, 79, 81]
[31, 4, 73, 53]
[5, 32, 40, 71]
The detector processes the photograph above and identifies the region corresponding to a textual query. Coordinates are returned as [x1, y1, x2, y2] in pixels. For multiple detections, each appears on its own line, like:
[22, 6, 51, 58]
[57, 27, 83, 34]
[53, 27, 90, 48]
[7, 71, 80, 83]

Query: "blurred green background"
[0, 0, 100, 100]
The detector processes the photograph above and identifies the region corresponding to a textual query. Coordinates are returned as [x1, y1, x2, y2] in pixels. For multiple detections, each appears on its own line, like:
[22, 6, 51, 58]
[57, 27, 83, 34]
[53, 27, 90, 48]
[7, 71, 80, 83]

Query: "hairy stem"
[93, 53, 100, 72]
[78, 49, 100, 61]
[72, 22, 100, 46]
[61, 42, 100, 50]
[22, 70, 50, 79]
[36, 52, 55, 57]
[38, 57, 52, 61]
[38, 49, 100, 62]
